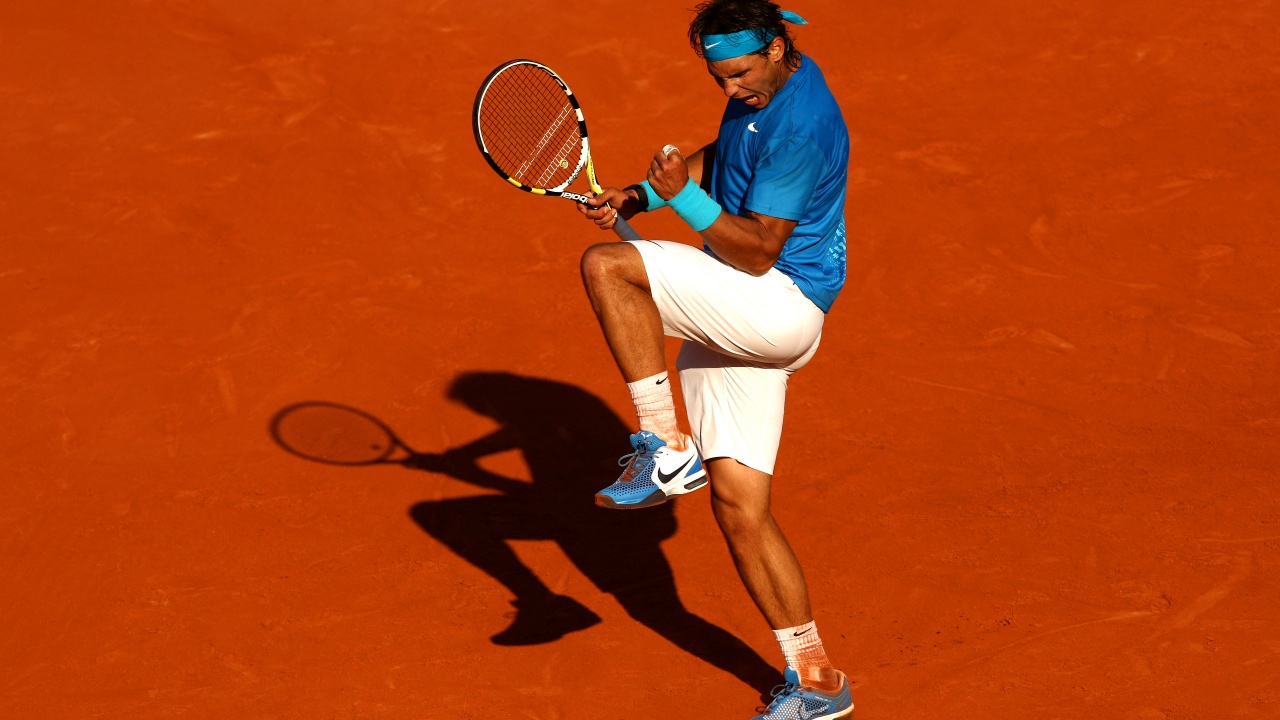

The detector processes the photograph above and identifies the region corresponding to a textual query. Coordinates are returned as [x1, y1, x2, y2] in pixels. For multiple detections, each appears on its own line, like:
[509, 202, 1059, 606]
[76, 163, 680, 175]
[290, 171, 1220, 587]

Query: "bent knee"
[580, 241, 645, 288]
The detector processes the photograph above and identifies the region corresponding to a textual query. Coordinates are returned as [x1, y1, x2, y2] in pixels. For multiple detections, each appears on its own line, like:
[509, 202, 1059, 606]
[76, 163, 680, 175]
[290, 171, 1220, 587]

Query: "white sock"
[774, 621, 834, 686]
[627, 372, 681, 444]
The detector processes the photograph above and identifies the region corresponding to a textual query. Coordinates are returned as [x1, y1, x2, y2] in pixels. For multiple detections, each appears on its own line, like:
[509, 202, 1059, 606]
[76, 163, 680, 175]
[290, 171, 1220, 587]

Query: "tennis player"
[577, 2, 853, 717]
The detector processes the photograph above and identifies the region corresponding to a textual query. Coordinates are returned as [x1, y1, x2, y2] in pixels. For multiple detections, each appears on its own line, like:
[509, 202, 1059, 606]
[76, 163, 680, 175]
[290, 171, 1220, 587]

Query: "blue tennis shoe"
[595, 431, 707, 509]
[752, 666, 853, 720]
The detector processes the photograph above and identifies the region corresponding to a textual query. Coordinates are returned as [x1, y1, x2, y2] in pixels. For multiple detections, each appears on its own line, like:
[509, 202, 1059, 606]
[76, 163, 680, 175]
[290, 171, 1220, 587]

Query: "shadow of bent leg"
[409, 498, 600, 646]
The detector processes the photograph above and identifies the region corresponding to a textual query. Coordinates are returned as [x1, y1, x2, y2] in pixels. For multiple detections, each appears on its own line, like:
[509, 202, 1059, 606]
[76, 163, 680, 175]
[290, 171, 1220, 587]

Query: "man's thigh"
[677, 340, 790, 475]
[629, 240, 823, 369]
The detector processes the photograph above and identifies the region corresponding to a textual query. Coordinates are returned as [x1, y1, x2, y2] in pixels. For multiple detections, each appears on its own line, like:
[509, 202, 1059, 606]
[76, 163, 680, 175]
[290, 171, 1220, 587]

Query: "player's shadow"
[409, 372, 776, 695]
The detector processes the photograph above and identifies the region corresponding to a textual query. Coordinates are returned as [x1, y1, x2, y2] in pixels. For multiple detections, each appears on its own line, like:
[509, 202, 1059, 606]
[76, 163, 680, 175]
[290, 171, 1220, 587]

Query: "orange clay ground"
[3, 2, 1279, 718]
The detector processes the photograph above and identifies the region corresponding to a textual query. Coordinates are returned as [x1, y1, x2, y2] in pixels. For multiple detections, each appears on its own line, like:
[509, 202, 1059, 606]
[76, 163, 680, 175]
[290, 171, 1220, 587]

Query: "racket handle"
[612, 214, 643, 242]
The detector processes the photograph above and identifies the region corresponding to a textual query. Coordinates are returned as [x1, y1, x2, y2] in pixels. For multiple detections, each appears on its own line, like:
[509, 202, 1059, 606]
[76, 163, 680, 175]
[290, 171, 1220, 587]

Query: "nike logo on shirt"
[748, 122, 759, 133]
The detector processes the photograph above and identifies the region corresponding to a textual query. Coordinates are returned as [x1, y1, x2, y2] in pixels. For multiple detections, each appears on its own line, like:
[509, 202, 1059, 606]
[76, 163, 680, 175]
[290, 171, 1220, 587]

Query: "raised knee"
[579, 243, 615, 288]
[579, 242, 643, 292]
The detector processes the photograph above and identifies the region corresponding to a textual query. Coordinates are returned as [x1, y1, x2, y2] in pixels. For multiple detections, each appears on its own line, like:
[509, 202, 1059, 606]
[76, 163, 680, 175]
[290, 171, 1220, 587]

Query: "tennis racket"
[472, 59, 642, 242]
[271, 402, 417, 466]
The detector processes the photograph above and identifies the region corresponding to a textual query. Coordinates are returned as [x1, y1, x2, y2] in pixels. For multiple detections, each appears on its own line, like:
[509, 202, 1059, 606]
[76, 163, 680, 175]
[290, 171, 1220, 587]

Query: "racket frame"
[270, 401, 408, 466]
[473, 59, 641, 242]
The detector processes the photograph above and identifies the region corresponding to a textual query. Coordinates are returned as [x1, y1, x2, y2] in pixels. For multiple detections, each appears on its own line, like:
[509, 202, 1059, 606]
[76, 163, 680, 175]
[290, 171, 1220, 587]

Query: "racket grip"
[613, 214, 643, 242]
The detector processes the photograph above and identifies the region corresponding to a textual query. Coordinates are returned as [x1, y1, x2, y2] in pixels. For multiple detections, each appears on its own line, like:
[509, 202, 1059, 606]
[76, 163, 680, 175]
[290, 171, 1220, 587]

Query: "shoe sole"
[595, 471, 709, 510]
[680, 476, 707, 493]
[594, 487, 670, 510]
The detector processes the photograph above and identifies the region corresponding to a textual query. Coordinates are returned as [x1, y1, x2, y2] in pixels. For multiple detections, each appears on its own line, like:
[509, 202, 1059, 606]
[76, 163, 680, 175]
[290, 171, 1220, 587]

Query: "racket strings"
[480, 66, 584, 190]
[531, 107, 582, 187]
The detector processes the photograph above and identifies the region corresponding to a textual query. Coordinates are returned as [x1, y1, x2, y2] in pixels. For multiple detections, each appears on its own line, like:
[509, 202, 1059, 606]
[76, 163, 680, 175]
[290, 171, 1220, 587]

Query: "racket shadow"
[269, 374, 779, 697]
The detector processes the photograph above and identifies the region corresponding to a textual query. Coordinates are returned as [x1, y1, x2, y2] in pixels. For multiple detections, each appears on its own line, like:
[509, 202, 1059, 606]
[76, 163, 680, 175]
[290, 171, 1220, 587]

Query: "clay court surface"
[4, 1, 1280, 717]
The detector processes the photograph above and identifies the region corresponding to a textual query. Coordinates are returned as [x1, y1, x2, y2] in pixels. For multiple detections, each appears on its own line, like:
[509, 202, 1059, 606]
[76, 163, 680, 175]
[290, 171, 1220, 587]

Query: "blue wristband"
[639, 180, 667, 212]
[667, 179, 723, 232]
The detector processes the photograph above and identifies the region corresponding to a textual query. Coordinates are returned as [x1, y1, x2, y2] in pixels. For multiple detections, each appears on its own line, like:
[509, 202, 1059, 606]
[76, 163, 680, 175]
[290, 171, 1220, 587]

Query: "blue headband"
[700, 10, 807, 62]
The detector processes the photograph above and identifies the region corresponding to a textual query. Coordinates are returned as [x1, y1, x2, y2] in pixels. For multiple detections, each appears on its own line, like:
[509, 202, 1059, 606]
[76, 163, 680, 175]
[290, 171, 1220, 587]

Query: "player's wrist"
[668, 179, 722, 232]
[623, 184, 647, 212]
[625, 180, 667, 213]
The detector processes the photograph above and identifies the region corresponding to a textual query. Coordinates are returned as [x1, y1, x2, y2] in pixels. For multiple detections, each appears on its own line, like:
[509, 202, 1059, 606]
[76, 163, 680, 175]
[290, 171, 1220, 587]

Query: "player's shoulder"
[787, 58, 844, 121]
[770, 59, 846, 146]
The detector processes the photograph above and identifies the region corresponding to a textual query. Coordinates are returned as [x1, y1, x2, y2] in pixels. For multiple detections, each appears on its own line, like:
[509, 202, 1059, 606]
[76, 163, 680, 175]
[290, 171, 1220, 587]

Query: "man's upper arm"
[745, 212, 797, 264]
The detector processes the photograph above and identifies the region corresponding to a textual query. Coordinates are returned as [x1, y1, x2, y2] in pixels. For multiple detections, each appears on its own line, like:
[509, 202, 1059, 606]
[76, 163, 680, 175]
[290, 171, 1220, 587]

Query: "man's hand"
[577, 186, 638, 233]
[648, 145, 691, 200]
[648, 144, 795, 276]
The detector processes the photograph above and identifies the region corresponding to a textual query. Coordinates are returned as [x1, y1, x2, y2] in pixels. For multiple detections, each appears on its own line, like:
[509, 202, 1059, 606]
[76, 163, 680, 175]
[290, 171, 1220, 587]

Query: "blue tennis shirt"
[709, 57, 849, 312]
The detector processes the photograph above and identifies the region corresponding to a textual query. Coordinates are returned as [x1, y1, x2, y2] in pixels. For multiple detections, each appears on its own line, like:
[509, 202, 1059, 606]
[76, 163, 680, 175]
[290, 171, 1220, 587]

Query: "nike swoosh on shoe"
[656, 457, 693, 485]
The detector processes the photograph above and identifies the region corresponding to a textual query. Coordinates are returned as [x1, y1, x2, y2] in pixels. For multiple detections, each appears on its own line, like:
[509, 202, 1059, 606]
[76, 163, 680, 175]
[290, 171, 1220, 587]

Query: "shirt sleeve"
[743, 135, 827, 221]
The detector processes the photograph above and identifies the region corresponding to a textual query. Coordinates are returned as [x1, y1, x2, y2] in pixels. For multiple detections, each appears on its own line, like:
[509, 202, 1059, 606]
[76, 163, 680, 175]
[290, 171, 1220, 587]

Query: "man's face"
[705, 37, 789, 109]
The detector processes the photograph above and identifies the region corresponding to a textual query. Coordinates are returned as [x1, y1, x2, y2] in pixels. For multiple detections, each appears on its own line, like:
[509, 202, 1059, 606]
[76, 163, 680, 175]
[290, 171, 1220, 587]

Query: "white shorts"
[629, 240, 825, 475]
